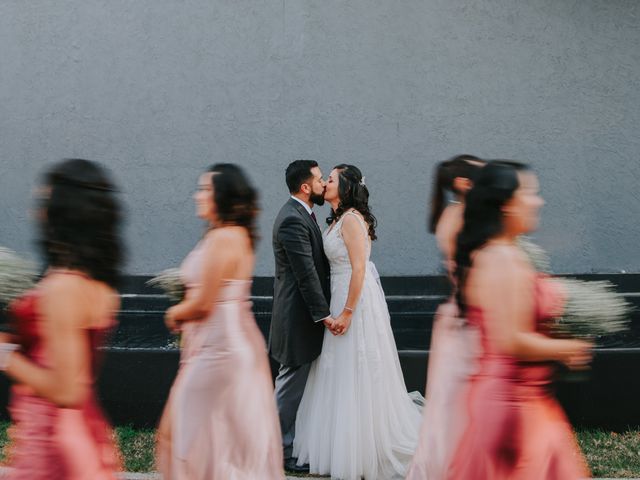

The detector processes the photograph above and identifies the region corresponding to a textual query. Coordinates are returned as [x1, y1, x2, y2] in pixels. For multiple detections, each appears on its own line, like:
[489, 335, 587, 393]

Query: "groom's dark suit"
[270, 197, 331, 462]
[270, 198, 331, 366]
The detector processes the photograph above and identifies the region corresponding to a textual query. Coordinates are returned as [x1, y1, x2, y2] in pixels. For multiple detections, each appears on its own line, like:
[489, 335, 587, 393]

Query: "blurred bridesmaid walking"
[156, 164, 284, 479]
[0, 159, 123, 479]
[447, 161, 591, 479]
[407, 155, 485, 479]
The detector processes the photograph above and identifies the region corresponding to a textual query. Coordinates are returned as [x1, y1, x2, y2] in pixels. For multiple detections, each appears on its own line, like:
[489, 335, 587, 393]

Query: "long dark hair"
[454, 161, 531, 312]
[40, 159, 123, 288]
[209, 163, 259, 248]
[429, 154, 484, 233]
[325, 164, 377, 241]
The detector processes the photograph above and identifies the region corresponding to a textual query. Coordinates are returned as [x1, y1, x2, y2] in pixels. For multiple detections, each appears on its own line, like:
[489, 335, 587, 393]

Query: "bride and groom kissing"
[269, 160, 422, 480]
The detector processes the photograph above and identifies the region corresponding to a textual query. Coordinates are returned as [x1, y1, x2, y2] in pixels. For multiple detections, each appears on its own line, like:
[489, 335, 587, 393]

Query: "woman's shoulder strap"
[341, 209, 369, 239]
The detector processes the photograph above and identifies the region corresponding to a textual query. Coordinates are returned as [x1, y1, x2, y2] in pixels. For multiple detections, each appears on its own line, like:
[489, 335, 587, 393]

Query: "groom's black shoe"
[284, 458, 310, 473]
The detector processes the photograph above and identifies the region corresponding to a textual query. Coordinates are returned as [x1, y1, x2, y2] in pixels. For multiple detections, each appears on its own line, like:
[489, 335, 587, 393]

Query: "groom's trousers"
[274, 362, 312, 461]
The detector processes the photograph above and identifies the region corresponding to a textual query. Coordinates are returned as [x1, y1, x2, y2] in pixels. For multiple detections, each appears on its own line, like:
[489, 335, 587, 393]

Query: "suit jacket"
[269, 198, 331, 367]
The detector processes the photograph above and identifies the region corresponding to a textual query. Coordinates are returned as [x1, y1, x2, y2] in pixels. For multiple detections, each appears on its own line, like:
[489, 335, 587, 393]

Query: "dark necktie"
[310, 211, 317, 224]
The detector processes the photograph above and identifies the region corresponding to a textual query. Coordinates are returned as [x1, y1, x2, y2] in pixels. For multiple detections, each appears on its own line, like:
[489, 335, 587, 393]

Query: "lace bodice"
[322, 211, 371, 274]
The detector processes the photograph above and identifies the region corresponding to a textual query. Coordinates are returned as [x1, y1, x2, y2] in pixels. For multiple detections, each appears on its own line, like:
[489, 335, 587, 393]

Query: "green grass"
[1, 421, 640, 476]
[578, 429, 640, 478]
[0, 421, 156, 473]
[114, 425, 156, 472]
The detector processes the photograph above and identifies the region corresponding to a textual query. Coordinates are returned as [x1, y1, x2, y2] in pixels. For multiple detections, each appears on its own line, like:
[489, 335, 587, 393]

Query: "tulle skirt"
[293, 266, 422, 480]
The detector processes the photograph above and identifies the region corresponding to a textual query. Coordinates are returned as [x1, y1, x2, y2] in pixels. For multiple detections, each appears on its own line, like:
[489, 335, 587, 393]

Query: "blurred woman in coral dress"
[0, 159, 123, 479]
[447, 161, 591, 480]
[406, 154, 484, 480]
[156, 164, 284, 479]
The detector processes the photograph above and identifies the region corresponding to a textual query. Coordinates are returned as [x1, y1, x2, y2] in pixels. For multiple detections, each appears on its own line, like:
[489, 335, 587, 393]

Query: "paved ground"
[0, 468, 634, 479]
[0, 468, 308, 479]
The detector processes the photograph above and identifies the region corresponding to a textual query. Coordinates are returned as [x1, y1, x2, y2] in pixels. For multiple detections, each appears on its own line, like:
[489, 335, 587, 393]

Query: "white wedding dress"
[293, 211, 422, 480]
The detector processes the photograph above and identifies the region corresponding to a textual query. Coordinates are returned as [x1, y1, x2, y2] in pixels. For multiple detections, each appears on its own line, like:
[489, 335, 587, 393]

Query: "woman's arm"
[165, 230, 233, 330]
[471, 247, 591, 366]
[1, 275, 94, 407]
[332, 213, 369, 335]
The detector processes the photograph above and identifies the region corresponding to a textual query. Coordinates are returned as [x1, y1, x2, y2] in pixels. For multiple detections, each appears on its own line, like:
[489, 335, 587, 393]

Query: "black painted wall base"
[0, 273, 638, 429]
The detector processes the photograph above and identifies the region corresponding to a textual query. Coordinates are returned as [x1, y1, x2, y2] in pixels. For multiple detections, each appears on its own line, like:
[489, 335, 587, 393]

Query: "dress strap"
[341, 210, 371, 242]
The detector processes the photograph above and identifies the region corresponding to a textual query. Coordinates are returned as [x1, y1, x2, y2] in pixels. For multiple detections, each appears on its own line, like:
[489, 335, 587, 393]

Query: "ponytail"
[429, 161, 449, 233]
[428, 155, 484, 233]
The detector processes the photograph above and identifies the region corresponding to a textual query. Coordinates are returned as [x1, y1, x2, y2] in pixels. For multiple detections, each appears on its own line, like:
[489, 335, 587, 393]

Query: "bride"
[293, 164, 422, 480]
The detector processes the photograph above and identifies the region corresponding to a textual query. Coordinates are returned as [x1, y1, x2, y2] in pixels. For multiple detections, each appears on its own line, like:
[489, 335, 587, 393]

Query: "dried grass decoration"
[0, 247, 37, 305]
[517, 237, 632, 339]
[146, 268, 186, 349]
[146, 268, 185, 303]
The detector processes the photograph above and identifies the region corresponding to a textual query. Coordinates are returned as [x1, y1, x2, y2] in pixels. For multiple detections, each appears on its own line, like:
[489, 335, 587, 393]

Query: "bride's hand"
[332, 311, 353, 336]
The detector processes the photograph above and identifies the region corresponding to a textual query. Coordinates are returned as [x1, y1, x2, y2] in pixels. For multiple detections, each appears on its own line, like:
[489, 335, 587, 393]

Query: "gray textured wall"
[1, 1, 638, 276]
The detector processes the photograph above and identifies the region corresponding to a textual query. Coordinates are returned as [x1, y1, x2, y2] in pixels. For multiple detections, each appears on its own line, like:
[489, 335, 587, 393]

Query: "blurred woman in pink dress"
[407, 155, 485, 480]
[0, 159, 123, 479]
[447, 161, 591, 480]
[156, 163, 284, 480]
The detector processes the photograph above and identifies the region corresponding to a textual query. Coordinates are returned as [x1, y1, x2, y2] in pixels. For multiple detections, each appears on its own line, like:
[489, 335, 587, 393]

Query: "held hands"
[326, 310, 353, 336]
[323, 317, 335, 330]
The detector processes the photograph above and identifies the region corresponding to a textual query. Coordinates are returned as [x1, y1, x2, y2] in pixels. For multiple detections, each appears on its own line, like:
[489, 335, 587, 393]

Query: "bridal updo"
[326, 164, 377, 241]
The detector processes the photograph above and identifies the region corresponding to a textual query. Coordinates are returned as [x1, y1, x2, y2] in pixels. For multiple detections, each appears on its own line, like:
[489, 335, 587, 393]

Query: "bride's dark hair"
[325, 164, 377, 241]
[454, 160, 531, 313]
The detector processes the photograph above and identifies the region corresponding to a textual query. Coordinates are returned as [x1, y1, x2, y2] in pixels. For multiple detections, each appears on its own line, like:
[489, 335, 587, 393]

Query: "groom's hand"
[323, 317, 335, 330]
[331, 311, 353, 336]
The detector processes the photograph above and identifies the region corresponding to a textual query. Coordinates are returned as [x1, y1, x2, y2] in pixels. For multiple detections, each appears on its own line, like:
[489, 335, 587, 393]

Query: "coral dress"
[7, 286, 120, 479]
[156, 239, 284, 480]
[446, 277, 590, 480]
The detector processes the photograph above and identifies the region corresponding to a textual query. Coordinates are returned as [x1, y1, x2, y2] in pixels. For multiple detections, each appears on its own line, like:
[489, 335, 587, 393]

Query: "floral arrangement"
[551, 278, 631, 338]
[516, 237, 552, 274]
[146, 268, 186, 349]
[146, 268, 185, 302]
[518, 237, 632, 339]
[0, 247, 37, 304]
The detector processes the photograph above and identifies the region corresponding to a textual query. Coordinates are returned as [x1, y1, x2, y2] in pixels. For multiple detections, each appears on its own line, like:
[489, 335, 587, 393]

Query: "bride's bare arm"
[333, 213, 369, 335]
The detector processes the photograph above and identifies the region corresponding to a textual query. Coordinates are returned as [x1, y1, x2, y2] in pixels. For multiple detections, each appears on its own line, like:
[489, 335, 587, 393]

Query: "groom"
[270, 160, 333, 473]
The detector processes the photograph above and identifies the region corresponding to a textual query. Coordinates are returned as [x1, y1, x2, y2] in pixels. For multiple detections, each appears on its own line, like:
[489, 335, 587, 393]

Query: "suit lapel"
[288, 198, 323, 239]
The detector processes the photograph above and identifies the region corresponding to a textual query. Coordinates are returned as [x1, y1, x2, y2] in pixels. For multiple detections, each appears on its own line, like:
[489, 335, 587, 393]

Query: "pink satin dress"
[7, 287, 120, 479]
[406, 300, 480, 480]
[446, 278, 590, 480]
[157, 240, 284, 480]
